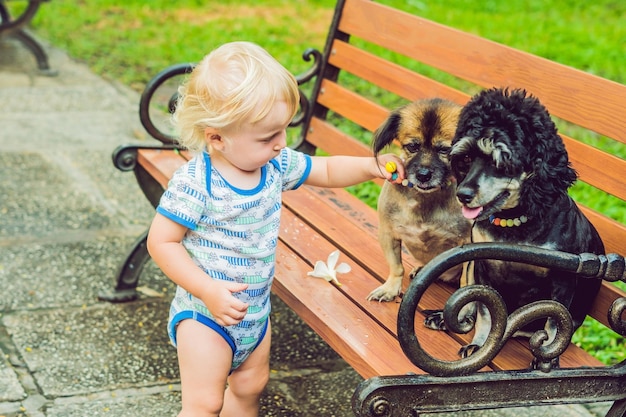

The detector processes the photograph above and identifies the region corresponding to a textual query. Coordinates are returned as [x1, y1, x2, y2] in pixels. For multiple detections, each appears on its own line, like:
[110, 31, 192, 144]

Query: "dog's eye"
[405, 142, 420, 153]
[456, 154, 472, 169]
[437, 146, 451, 156]
[454, 154, 472, 176]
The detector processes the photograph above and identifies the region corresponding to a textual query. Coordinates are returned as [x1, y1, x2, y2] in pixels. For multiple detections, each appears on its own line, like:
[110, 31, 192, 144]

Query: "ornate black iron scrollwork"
[602, 253, 626, 336]
[112, 145, 138, 172]
[398, 243, 626, 377]
[290, 48, 323, 129]
[0, 0, 56, 74]
[111, 144, 183, 172]
[367, 396, 392, 417]
[0, 0, 43, 34]
[440, 284, 573, 374]
[609, 296, 626, 336]
[295, 48, 323, 85]
[138, 63, 195, 145]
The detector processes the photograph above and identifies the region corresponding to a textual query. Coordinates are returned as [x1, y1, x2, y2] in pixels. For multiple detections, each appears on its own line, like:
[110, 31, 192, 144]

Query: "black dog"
[426, 87, 605, 363]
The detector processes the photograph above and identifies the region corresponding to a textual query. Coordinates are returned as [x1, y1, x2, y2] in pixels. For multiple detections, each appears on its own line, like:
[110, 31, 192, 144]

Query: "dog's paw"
[366, 287, 399, 302]
[459, 344, 481, 358]
[408, 266, 422, 280]
[423, 309, 447, 331]
[366, 281, 401, 302]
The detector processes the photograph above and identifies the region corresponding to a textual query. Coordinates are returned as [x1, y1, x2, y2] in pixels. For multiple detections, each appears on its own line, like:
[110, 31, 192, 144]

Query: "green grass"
[574, 318, 625, 365]
[22, 0, 625, 364]
[30, 0, 337, 90]
[26, 0, 626, 88]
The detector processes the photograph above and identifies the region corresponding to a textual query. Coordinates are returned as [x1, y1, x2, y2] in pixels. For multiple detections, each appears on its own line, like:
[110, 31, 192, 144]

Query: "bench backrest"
[293, 0, 626, 328]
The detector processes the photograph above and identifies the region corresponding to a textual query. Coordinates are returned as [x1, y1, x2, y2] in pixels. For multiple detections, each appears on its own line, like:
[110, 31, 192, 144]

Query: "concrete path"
[0, 35, 611, 417]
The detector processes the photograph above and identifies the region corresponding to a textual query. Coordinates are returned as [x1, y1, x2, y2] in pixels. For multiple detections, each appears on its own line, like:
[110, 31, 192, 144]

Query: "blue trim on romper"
[204, 152, 267, 196]
[169, 310, 236, 354]
[293, 154, 312, 189]
[169, 311, 270, 372]
[255, 318, 269, 351]
[156, 206, 197, 230]
[268, 152, 312, 190]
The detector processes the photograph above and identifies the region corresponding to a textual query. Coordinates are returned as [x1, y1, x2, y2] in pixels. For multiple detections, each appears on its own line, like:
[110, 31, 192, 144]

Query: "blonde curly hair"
[173, 41, 300, 153]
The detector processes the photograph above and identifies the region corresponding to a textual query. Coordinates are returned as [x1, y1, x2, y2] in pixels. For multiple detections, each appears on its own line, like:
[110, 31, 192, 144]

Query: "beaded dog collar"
[489, 214, 529, 227]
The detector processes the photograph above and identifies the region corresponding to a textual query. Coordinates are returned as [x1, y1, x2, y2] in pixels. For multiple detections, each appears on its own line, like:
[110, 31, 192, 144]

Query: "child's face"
[216, 100, 290, 172]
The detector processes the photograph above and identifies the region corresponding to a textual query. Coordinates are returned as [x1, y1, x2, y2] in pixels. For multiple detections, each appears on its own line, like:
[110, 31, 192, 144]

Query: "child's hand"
[200, 280, 249, 327]
[376, 154, 405, 184]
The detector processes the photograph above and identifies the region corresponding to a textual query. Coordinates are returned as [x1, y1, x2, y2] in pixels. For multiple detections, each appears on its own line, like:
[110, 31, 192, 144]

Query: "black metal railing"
[353, 243, 626, 417]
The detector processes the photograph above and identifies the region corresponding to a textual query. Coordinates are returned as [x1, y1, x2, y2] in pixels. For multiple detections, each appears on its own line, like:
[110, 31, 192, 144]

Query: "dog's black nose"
[416, 168, 432, 183]
[456, 187, 475, 204]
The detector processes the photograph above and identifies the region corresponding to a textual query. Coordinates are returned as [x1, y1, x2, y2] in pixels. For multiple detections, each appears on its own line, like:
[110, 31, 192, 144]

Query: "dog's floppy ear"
[522, 102, 578, 217]
[528, 136, 578, 193]
[372, 110, 402, 155]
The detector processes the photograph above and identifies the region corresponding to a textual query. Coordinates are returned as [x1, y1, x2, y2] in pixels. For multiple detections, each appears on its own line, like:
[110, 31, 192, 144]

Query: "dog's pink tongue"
[462, 206, 483, 220]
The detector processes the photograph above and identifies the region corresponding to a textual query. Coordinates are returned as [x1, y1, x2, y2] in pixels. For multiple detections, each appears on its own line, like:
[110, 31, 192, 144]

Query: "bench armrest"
[398, 243, 626, 376]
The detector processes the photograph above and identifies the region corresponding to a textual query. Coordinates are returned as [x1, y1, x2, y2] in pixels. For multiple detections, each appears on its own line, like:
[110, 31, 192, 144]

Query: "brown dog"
[367, 98, 471, 302]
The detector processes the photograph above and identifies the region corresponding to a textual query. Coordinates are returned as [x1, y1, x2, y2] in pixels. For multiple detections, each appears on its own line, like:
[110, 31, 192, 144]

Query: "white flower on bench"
[307, 250, 351, 286]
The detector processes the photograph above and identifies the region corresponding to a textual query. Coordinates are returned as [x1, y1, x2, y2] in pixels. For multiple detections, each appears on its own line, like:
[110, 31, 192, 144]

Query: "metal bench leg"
[607, 399, 626, 417]
[12, 29, 57, 76]
[98, 230, 150, 303]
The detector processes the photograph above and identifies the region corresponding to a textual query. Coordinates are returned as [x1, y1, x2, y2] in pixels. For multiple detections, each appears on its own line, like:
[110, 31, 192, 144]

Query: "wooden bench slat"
[278, 206, 470, 364]
[589, 280, 626, 330]
[274, 240, 424, 378]
[282, 186, 456, 315]
[317, 79, 387, 132]
[328, 39, 469, 105]
[282, 187, 395, 285]
[566, 139, 626, 202]
[580, 207, 626, 257]
[306, 117, 373, 157]
[340, 0, 626, 143]
[279, 200, 518, 372]
[286, 186, 380, 240]
[137, 148, 188, 188]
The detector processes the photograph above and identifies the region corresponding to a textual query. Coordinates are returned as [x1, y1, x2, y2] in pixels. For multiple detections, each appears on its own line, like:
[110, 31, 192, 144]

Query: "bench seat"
[132, 147, 614, 379]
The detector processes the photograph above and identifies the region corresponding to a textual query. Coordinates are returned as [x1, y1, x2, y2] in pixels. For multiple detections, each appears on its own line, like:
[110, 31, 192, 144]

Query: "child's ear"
[205, 127, 224, 150]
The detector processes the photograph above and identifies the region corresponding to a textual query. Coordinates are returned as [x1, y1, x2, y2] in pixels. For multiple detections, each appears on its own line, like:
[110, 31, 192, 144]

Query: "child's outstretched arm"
[305, 153, 405, 188]
[147, 213, 249, 327]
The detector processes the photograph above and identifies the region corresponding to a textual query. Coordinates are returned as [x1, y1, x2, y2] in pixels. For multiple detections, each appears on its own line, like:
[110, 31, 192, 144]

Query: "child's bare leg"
[175, 319, 232, 417]
[221, 322, 272, 417]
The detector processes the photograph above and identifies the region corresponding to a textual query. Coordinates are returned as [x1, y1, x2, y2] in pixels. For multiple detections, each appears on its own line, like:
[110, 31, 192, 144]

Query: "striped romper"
[157, 148, 311, 371]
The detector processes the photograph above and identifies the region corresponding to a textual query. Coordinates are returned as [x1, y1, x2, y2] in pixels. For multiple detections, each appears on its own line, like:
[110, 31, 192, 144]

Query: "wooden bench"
[101, 0, 626, 415]
[0, 0, 55, 75]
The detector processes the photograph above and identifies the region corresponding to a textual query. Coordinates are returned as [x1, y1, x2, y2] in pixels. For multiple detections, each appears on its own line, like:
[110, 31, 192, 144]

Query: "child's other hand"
[201, 280, 249, 327]
[377, 154, 405, 184]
